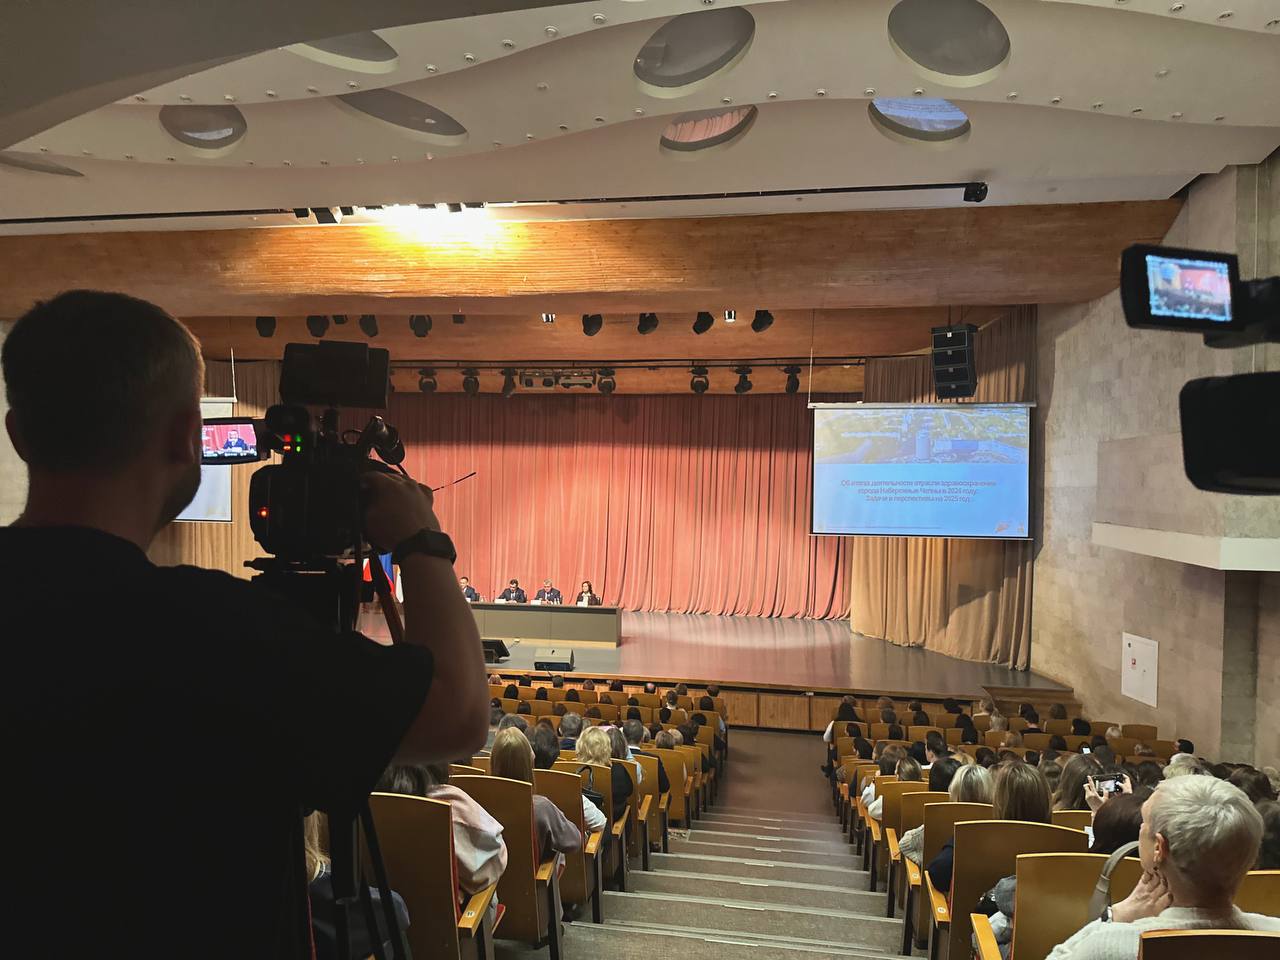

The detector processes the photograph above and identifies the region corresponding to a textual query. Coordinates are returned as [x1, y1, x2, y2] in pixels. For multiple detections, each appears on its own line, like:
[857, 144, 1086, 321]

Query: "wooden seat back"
[898, 791, 950, 836]
[695, 725, 716, 749]
[656, 748, 691, 824]
[921, 802, 994, 866]
[908, 725, 944, 741]
[947, 821, 1089, 960]
[1022, 733, 1052, 751]
[879, 780, 929, 832]
[1151, 739, 1177, 758]
[469, 756, 491, 773]
[1122, 723, 1157, 741]
[597, 691, 625, 706]
[870, 722, 891, 740]
[632, 692, 660, 708]
[560, 700, 587, 715]
[676, 695, 695, 711]
[1007, 717, 1029, 732]
[1051, 809, 1093, 831]
[575, 689, 599, 704]
[452, 775, 547, 943]
[528, 699, 554, 717]
[500, 698, 520, 714]
[676, 744, 704, 790]
[1138, 930, 1280, 959]
[517, 686, 538, 700]
[1044, 719, 1073, 736]
[533, 769, 592, 906]
[1108, 736, 1139, 756]
[553, 760, 615, 830]
[450, 763, 484, 777]
[594, 703, 620, 722]
[633, 752, 663, 837]
[974, 715, 993, 732]
[1236, 869, 1280, 916]
[488, 684, 505, 699]
[367, 793, 467, 960]
[929, 714, 958, 729]
[1064, 735, 1091, 751]
[1010, 852, 1142, 960]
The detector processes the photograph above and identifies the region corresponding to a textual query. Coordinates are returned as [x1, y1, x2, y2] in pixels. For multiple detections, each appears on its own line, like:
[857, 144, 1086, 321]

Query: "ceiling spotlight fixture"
[255, 316, 276, 338]
[541, 312, 556, 324]
[409, 314, 432, 337]
[751, 309, 774, 333]
[724, 309, 737, 323]
[501, 368, 517, 398]
[582, 313, 604, 337]
[418, 368, 437, 393]
[452, 313, 466, 324]
[305, 314, 330, 338]
[462, 368, 480, 396]
[733, 365, 753, 394]
[692, 311, 714, 335]
[963, 182, 989, 203]
[598, 368, 617, 395]
[690, 365, 710, 394]
[637, 312, 659, 335]
[359, 314, 379, 337]
[311, 206, 343, 225]
[782, 364, 801, 395]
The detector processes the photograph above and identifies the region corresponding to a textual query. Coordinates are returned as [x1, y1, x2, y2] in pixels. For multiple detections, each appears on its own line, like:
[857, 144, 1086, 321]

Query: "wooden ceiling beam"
[0, 201, 1180, 317]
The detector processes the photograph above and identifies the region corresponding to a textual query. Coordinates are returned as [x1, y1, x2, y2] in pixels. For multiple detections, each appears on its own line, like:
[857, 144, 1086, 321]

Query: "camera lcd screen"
[201, 418, 262, 465]
[1146, 254, 1233, 324]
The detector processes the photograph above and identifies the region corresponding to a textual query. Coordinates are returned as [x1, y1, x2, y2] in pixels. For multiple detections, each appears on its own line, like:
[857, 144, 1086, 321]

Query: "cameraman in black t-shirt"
[0, 291, 488, 958]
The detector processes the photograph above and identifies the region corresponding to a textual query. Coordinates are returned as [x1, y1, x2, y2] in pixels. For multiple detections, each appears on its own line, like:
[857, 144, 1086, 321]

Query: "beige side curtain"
[849, 307, 1035, 668]
[149, 361, 280, 576]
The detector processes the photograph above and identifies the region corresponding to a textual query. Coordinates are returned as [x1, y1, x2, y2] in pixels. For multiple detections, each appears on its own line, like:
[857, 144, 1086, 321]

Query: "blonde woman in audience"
[975, 697, 998, 719]
[577, 726, 634, 822]
[990, 714, 1009, 732]
[1001, 731, 1024, 749]
[490, 727, 582, 860]
[1105, 724, 1124, 740]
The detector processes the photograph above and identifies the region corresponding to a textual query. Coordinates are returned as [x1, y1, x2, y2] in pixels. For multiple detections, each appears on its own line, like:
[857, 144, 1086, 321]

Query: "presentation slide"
[812, 405, 1030, 538]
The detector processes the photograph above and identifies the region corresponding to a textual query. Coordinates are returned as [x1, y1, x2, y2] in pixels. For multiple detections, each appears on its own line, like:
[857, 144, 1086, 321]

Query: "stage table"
[468, 602, 621, 647]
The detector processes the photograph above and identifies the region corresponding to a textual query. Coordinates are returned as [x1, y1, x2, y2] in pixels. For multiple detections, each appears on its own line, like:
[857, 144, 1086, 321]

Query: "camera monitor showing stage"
[200, 418, 264, 465]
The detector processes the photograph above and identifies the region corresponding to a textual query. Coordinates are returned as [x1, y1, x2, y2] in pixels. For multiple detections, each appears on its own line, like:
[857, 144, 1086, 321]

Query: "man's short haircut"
[1149, 776, 1264, 900]
[654, 730, 676, 750]
[497, 713, 528, 733]
[3, 290, 204, 470]
[622, 719, 645, 744]
[558, 712, 584, 738]
[529, 724, 561, 769]
[551, 675, 564, 688]
[699, 695, 714, 710]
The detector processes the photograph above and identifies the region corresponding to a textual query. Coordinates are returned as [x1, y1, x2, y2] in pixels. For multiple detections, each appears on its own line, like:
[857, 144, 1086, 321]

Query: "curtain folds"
[849, 307, 1036, 668]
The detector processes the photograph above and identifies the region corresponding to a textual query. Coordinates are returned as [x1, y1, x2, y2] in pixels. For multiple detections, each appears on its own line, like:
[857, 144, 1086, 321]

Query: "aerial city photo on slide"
[812, 405, 1030, 538]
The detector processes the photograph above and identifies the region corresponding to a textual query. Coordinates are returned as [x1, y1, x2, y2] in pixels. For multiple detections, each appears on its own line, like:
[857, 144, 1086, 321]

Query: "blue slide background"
[812, 406, 1029, 538]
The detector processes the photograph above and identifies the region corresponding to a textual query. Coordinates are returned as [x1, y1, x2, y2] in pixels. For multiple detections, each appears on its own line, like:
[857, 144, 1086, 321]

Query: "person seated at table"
[498, 579, 527, 603]
[534, 579, 562, 604]
[1046, 776, 1279, 958]
[221, 428, 248, 450]
[459, 576, 480, 601]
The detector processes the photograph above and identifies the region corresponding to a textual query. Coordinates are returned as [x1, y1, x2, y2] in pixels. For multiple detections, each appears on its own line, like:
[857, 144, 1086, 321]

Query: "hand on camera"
[361, 472, 441, 552]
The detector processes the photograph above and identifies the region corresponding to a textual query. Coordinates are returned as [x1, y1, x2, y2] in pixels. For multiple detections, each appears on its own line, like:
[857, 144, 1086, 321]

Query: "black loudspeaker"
[931, 323, 978, 399]
[482, 639, 511, 664]
[533, 648, 575, 672]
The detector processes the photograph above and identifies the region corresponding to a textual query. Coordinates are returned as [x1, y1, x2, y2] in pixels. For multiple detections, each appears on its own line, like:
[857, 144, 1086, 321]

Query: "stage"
[487, 611, 1067, 701]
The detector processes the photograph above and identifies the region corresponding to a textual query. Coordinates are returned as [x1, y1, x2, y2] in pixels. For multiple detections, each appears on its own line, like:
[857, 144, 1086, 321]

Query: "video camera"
[1120, 244, 1280, 494]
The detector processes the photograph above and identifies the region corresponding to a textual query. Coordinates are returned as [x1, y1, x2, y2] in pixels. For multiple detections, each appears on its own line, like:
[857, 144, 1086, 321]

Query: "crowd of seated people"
[826, 693, 1280, 959]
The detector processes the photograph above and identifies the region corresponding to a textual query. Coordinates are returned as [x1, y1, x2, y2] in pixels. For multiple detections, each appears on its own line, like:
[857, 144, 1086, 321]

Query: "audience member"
[1089, 792, 1148, 856]
[928, 762, 1050, 894]
[489, 728, 582, 860]
[909, 741, 928, 766]
[609, 680, 624, 692]
[951, 762, 995, 803]
[990, 715, 1009, 733]
[515, 702, 532, 716]
[486, 700, 503, 749]
[1133, 742, 1156, 758]
[1163, 754, 1209, 779]
[1256, 800, 1280, 870]
[497, 713, 528, 735]
[1049, 703, 1068, 721]
[535, 687, 548, 701]
[1025, 749, 1041, 767]
[503, 683, 519, 699]
[1049, 734, 1068, 752]
[1092, 744, 1117, 767]
[911, 709, 930, 727]
[1134, 761, 1165, 790]
[519, 675, 532, 688]
[1071, 718, 1092, 737]
[558, 712, 584, 749]
[1175, 738, 1194, 755]
[869, 755, 923, 820]
[643, 681, 657, 695]
[881, 708, 898, 724]
[674, 683, 688, 697]
[553, 703, 567, 717]
[853, 736, 874, 761]
[1056, 754, 1103, 811]
[607, 725, 642, 781]
[581, 727, 634, 824]
[654, 730, 677, 750]
[623, 720, 670, 793]
[581, 679, 596, 692]
[565, 689, 580, 703]
[677, 723, 712, 773]
[552, 675, 565, 689]
[1229, 766, 1278, 804]
[1041, 759, 1063, 793]
[975, 697, 998, 718]
[861, 746, 908, 806]
[585, 706, 602, 720]
[1002, 731, 1024, 749]
[526, 724, 607, 833]
[664, 691, 679, 709]
[1104, 725, 1123, 740]
[898, 757, 965, 866]
[976, 746, 998, 768]
[626, 706, 642, 721]
[942, 698, 962, 715]
[658, 706, 673, 724]
[999, 749, 1024, 764]
[876, 696, 893, 711]
[1046, 776, 1279, 957]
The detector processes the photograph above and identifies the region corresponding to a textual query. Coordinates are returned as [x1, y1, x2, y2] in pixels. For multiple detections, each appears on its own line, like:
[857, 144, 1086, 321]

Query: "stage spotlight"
[305, 314, 329, 338]
[582, 313, 603, 337]
[690, 365, 709, 394]
[462, 368, 480, 396]
[782, 364, 801, 394]
[734, 365, 753, 394]
[409, 314, 432, 337]
[963, 181, 989, 203]
[692, 311, 714, 335]
[598, 368, 616, 395]
[255, 316, 276, 338]
[751, 309, 774, 333]
[446, 202, 463, 213]
[637, 312, 659, 335]
[501, 368, 517, 398]
[359, 314, 379, 337]
[452, 313, 466, 324]
[541, 312, 556, 324]
[724, 309, 737, 323]
[418, 368, 437, 393]
[311, 206, 343, 225]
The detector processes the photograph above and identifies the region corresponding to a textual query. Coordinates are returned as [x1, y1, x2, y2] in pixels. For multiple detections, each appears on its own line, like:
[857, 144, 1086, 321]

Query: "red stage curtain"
[384, 392, 850, 619]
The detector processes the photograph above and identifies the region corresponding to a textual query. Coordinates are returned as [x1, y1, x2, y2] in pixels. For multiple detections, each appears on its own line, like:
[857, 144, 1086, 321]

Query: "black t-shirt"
[0, 527, 433, 958]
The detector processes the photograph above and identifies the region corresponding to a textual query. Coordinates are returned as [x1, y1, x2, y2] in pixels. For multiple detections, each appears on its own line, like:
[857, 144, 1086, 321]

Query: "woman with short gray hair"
[1046, 776, 1280, 958]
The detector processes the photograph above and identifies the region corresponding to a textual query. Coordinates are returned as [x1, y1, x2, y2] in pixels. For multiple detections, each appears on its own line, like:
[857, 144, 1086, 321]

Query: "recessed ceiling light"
[1092, 101, 1104, 110]
[501, 39, 515, 49]
[492, 140, 502, 146]
[864, 87, 876, 96]
[426, 64, 437, 73]
[124, 153, 134, 159]
[81, 149, 93, 156]
[1050, 96, 1062, 105]
[356, 157, 365, 164]
[245, 159, 255, 165]
[1006, 91, 1018, 100]
[525, 133, 535, 140]
[545, 26, 558, 36]
[1267, 18, 1280, 28]
[1155, 68, 1170, 78]
[1169, 2, 1184, 10]
[179, 94, 192, 102]
[1214, 115, 1226, 122]
[306, 86, 319, 93]
[346, 81, 359, 88]
[558, 123, 569, 130]
[134, 95, 147, 102]
[634, 107, 644, 114]
[592, 13, 607, 24]
[425, 153, 434, 160]
[815, 88, 827, 96]
[223, 94, 236, 102]
[1216, 10, 1234, 19]
[38, 146, 48, 152]
[1171, 112, 1184, 119]
[537, 81, 549, 91]
[1131, 107, 1143, 114]
[913, 87, 925, 96]
[769, 90, 779, 98]
[265, 89, 277, 97]
[463, 53, 476, 63]
[594, 116, 606, 122]
[319, 159, 329, 165]
[282, 159, 292, 165]
[721, 96, 732, 104]
[165, 155, 175, 161]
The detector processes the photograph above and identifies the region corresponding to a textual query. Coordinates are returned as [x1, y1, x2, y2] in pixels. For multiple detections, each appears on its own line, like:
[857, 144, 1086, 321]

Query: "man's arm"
[363, 473, 487, 763]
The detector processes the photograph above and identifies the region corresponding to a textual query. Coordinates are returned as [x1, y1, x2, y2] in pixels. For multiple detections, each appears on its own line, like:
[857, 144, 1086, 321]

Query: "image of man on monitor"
[221, 429, 249, 451]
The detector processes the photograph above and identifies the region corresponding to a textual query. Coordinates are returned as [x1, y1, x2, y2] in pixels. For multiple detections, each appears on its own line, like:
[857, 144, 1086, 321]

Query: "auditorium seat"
[1044, 718, 1074, 736]
[1051, 809, 1094, 831]
[1122, 723, 1158, 740]
[915, 802, 993, 950]
[1108, 736, 1140, 756]
[907, 725, 944, 741]
[874, 781, 929, 902]
[1138, 930, 1280, 959]
[452, 775, 565, 957]
[633, 693, 661, 708]
[655, 748, 693, 828]
[1235, 870, 1280, 916]
[367, 792, 503, 960]
[929, 714, 958, 729]
[554, 759, 628, 890]
[935, 821, 1089, 960]
[631, 753, 667, 859]
[450, 763, 485, 777]
[470, 756, 491, 773]
[1022, 732, 1052, 750]
[889, 790, 949, 951]
[534, 768, 605, 922]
